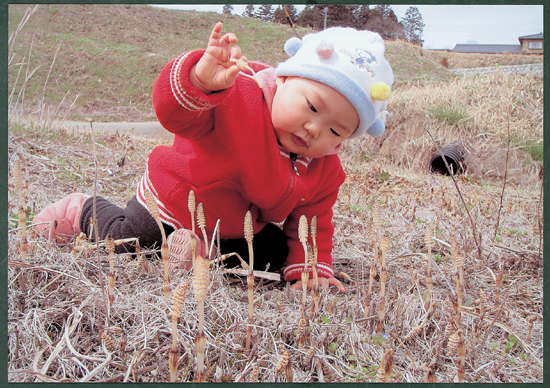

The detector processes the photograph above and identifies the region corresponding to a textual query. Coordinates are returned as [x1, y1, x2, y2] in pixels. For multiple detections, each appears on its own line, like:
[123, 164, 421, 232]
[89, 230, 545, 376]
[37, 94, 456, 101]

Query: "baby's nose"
[304, 122, 319, 137]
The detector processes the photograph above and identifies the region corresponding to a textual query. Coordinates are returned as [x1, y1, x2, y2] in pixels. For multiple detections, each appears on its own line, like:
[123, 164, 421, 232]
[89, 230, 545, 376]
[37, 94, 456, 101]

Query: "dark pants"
[79, 196, 288, 272]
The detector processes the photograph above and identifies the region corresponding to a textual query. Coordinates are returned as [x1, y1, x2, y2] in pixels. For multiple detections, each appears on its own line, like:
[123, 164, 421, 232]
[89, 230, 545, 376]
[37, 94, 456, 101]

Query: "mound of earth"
[379, 114, 540, 185]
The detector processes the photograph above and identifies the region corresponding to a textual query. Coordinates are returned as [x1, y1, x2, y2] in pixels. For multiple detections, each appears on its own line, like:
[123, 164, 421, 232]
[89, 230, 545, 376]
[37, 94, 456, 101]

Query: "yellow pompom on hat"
[371, 81, 391, 101]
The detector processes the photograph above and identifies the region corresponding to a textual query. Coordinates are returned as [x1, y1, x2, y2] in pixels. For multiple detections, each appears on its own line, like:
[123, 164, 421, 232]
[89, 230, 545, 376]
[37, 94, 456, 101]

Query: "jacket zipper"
[290, 152, 300, 176]
[270, 152, 298, 210]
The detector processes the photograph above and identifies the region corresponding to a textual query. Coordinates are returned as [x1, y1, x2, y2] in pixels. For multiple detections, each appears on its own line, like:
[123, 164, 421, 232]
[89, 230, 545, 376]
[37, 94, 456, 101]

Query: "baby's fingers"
[290, 280, 304, 290]
[317, 277, 346, 292]
[290, 278, 346, 293]
[207, 22, 238, 48]
[229, 48, 244, 64]
[326, 278, 347, 293]
[218, 32, 238, 49]
[207, 22, 224, 47]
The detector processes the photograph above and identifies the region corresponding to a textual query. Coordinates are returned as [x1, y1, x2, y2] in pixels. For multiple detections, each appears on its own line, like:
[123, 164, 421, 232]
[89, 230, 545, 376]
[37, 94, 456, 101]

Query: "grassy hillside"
[7, 4, 312, 121]
[9, 4, 541, 122]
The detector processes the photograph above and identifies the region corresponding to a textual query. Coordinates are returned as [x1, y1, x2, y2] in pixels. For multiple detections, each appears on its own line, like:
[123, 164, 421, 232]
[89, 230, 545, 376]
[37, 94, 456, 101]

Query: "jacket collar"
[257, 68, 313, 170]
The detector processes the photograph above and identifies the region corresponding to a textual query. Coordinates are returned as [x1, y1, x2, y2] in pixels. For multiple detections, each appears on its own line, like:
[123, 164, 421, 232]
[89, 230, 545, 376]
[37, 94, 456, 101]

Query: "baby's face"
[271, 77, 359, 159]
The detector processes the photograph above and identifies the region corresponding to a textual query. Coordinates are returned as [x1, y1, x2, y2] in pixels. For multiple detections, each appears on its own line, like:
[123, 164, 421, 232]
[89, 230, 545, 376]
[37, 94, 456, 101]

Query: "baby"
[33, 22, 393, 292]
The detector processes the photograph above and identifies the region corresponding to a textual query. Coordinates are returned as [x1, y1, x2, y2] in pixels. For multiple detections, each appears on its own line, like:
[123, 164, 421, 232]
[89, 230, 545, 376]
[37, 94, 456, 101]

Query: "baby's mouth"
[291, 134, 307, 148]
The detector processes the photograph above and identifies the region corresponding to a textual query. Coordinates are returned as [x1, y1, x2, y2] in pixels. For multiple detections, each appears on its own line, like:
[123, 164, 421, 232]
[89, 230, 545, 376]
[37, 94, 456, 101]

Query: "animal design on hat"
[341, 48, 378, 75]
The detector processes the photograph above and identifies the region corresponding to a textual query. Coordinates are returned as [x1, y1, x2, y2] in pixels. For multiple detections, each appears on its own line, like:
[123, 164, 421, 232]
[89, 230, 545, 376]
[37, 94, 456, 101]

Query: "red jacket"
[139, 50, 346, 281]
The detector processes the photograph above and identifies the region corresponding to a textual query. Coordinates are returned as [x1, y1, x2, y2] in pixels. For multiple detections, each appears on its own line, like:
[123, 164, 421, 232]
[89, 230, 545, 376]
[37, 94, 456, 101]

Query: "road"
[49, 120, 174, 140]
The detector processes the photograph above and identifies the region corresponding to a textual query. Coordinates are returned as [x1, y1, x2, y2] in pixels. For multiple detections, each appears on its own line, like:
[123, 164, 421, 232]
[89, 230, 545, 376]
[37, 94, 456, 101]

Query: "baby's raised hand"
[190, 22, 244, 94]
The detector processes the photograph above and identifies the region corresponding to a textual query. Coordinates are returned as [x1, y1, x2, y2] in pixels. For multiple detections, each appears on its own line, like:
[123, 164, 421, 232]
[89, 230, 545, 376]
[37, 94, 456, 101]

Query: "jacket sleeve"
[152, 49, 233, 138]
[283, 163, 346, 282]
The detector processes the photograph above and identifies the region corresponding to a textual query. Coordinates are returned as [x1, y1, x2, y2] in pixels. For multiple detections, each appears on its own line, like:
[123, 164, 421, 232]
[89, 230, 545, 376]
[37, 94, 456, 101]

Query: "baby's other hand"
[190, 22, 244, 94]
[291, 276, 347, 293]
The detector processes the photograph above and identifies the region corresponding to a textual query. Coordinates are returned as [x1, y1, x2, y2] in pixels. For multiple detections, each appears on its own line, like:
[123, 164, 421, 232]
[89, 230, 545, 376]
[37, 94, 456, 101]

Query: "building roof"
[452, 44, 523, 54]
[519, 33, 543, 40]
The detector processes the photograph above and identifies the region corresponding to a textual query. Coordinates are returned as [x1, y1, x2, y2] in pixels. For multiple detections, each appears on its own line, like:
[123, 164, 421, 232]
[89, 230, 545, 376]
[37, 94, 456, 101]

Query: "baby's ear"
[275, 76, 287, 87]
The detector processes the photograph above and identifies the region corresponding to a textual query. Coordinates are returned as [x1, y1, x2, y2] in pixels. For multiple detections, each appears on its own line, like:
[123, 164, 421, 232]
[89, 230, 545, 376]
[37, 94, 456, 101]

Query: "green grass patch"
[428, 105, 470, 126]
[512, 136, 543, 164]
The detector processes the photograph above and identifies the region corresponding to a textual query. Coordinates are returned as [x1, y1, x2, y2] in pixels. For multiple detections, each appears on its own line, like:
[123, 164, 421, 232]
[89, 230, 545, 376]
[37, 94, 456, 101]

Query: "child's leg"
[219, 223, 288, 272]
[79, 196, 172, 254]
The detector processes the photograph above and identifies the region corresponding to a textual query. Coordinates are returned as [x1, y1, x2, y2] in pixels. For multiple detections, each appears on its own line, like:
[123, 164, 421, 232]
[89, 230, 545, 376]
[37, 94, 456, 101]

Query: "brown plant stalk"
[493, 104, 511, 243]
[244, 210, 254, 352]
[309, 216, 320, 318]
[424, 363, 437, 383]
[169, 281, 189, 382]
[377, 348, 394, 382]
[89, 121, 109, 320]
[527, 315, 536, 342]
[452, 244, 464, 325]
[298, 215, 309, 312]
[475, 288, 487, 336]
[457, 330, 466, 382]
[447, 329, 460, 356]
[188, 190, 197, 264]
[275, 349, 290, 377]
[363, 265, 376, 319]
[377, 236, 389, 335]
[363, 220, 377, 319]
[449, 203, 464, 325]
[105, 234, 115, 308]
[296, 315, 308, 349]
[424, 225, 433, 309]
[248, 360, 260, 382]
[373, 205, 382, 266]
[494, 267, 503, 308]
[403, 302, 436, 342]
[144, 189, 170, 299]
[13, 159, 28, 293]
[101, 329, 116, 353]
[135, 240, 146, 274]
[193, 256, 210, 382]
[196, 202, 209, 258]
[284, 357, 294, 382]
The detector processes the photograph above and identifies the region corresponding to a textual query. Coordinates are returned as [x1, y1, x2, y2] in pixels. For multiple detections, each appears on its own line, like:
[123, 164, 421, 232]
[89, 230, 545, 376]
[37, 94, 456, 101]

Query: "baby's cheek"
[272, 111, 289, 132]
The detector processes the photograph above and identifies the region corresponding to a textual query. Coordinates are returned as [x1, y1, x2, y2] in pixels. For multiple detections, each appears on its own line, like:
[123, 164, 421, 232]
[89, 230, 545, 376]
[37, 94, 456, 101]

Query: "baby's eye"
[308, 101, 317, 113]
[330, 128, 340, 137]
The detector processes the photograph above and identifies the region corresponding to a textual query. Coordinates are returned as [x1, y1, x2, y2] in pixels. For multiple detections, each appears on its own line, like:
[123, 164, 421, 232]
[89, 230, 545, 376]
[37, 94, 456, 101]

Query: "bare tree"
[365, 5, 404, 40]
[243, 4, 255, 18]
[222, 5, 233, 16]
[402, 6, 425, 46]
[273, 5, 298, 26]
[256, 4, 274, 22]
[354, 5, 371, 30]
[297, 4, 324, 29]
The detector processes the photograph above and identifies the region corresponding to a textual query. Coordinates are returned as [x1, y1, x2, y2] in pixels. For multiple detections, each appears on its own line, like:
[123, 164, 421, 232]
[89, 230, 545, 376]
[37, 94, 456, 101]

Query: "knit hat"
[275, 27, 394, 138]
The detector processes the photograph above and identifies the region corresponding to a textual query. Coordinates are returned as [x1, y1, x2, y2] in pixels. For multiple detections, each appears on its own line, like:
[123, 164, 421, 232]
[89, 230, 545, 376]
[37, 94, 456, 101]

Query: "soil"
[378, 113, 539, 184]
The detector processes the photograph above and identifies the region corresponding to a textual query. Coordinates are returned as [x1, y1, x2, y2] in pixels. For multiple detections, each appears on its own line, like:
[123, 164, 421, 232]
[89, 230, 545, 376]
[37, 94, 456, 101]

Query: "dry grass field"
[7, 4, 543, 383]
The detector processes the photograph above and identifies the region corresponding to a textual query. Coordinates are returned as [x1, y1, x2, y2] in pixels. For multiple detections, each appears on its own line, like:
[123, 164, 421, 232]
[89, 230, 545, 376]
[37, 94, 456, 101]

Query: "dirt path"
[49, 120, 174, 140]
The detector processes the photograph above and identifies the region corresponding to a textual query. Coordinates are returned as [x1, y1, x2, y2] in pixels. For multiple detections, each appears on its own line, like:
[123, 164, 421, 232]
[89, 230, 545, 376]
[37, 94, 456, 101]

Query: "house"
[451, 44, 523, 54]
[519, 33, 543, 54]
[451, 33, 543, 54]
